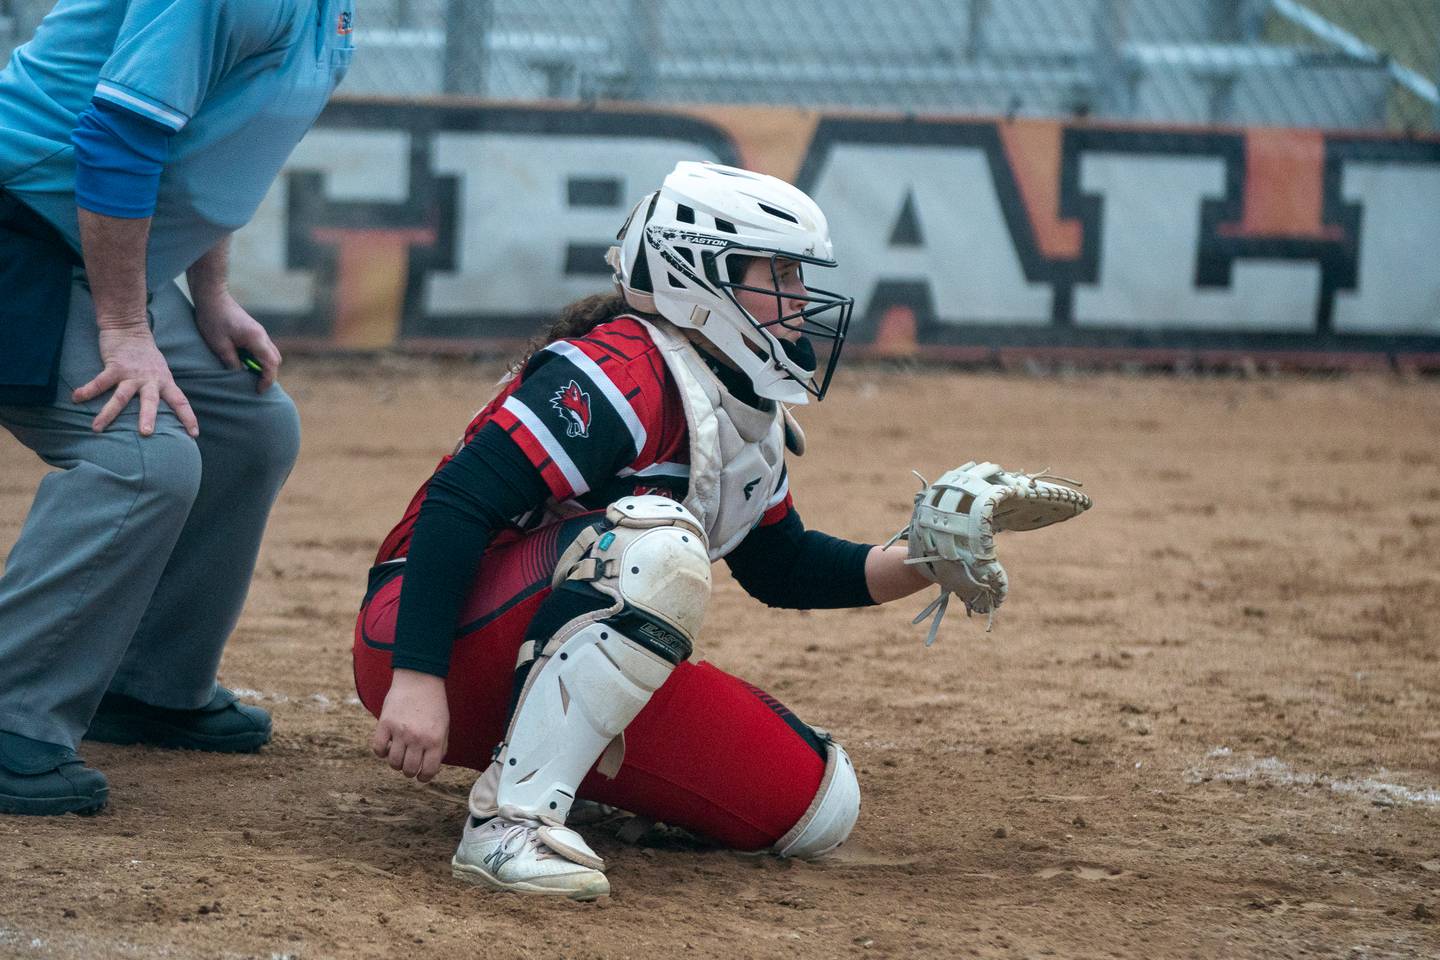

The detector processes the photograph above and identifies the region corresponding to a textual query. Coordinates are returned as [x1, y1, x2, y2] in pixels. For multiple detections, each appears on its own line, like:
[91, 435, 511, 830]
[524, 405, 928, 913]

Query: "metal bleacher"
[333, 0, 1431, 130]
[1, 0, 1435, 131]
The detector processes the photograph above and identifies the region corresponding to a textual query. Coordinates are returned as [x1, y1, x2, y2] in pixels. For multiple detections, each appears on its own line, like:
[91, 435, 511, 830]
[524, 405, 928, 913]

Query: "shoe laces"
[490, 812, 565, 862]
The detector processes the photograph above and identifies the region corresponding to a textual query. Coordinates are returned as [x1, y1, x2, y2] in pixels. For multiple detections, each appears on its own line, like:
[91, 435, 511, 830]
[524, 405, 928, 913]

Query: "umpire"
[0, 0, 354, 815]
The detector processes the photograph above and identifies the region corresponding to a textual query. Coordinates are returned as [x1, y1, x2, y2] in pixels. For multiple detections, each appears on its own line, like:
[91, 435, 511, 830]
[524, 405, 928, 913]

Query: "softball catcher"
[353, 162, 1090, 900]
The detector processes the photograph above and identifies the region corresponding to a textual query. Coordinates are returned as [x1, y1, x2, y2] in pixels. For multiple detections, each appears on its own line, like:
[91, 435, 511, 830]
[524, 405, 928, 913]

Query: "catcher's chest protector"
[636, 318, 786, 560]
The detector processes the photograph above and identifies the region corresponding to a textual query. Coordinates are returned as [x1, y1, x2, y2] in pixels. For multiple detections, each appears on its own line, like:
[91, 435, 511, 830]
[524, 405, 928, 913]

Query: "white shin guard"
[492, 621, 674, 822]
[475, 496, 712, 827]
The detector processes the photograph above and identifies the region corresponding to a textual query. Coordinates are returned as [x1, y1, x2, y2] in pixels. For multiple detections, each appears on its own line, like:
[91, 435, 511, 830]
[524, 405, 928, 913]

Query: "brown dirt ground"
[2, 359, 1439, 960]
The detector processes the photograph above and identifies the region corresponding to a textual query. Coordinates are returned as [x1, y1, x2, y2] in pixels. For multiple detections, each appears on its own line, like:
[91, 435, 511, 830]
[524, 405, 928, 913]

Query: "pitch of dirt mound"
[2, 360, 1438, 959]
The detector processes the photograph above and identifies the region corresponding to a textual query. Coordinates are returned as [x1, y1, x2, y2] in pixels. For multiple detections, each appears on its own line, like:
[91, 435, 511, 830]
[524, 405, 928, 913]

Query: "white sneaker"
[451, 813, 610, 901]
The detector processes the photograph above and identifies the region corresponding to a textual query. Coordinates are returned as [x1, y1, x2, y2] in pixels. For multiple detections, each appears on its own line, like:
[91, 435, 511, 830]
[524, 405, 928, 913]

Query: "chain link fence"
[3, 0, 1437, 130]
[345, 0, 1440, 131]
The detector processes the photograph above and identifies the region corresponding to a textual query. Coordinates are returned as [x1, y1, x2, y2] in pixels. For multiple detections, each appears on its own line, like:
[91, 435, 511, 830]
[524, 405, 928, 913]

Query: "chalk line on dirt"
[1187, 749, 1440, 807]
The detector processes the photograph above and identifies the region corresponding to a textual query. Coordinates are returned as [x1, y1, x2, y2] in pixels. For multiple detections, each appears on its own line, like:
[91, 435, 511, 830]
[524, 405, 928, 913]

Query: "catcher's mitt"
[886, 461, 1092, 645]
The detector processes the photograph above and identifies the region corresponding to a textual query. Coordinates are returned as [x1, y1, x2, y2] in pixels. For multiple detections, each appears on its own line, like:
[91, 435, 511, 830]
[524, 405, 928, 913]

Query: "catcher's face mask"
[715, 250, 852, 401]
[612, 162, 854, 405]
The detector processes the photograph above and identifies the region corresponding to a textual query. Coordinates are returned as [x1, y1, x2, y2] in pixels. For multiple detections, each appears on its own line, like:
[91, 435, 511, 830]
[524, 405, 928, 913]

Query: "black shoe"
[85, 687, 272, 753]
[0, 732, 108, 816]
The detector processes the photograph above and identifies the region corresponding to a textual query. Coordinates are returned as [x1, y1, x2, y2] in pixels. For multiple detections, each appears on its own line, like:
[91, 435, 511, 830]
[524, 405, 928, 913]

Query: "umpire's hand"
[371, 668, 450, 783]
[74, 321, 199, 437]
[193, 289, 282, 393]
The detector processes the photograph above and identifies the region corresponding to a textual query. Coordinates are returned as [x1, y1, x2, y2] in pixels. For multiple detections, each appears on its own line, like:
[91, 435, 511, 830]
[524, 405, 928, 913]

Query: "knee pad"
[774, 732, 861, 859]
[552, 495, 711, 662]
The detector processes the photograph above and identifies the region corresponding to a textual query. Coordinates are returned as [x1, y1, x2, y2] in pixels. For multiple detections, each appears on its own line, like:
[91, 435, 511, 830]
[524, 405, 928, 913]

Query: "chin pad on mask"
[779, 335, 817, 374]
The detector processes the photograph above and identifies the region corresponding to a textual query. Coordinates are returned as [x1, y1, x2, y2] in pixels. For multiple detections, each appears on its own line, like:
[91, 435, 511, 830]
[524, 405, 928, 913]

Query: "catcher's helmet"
[607, 162, 853, 403]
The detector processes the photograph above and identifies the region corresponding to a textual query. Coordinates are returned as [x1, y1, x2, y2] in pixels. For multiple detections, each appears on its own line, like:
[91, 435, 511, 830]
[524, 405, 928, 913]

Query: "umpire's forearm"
[185, 234, 232, 307]
[77, 208, 152, 330]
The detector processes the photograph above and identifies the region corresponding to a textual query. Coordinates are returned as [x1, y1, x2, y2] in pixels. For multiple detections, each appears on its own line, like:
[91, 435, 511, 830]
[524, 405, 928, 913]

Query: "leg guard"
[479, 496, 711, 825]
[563, 660, 858, 856]
[491, 622, 673, 822]
[773, 731, 861, 859]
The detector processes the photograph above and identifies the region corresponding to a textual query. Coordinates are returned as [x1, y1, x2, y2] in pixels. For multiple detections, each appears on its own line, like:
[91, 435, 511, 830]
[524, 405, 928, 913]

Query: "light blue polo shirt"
[0, 0, 354, 287]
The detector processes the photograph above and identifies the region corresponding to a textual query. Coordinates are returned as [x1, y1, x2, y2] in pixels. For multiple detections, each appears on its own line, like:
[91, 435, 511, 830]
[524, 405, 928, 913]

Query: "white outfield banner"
[229, 99, 1440, 366]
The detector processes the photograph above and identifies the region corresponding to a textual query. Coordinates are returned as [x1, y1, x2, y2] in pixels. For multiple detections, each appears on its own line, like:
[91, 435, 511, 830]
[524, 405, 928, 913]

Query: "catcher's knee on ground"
[773, 732, 860, 859]
[473, 496, 711, 824]
[573, 659, 861, 858]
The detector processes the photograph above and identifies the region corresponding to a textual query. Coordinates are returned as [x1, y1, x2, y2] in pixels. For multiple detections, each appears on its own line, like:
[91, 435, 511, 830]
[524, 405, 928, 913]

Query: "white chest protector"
[634, 317, 787, 560]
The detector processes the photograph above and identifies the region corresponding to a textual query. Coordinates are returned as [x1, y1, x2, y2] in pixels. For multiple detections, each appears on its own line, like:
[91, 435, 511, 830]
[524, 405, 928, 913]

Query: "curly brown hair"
[507, 292, 646, 373]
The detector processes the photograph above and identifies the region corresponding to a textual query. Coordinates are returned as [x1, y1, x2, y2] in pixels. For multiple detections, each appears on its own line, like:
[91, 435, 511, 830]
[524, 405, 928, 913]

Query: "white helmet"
[606, 161, 853, 404]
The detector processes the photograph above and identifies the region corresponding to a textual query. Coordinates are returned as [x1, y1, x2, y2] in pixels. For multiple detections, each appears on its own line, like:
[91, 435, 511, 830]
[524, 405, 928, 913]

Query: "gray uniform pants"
[0, 278, 300, 749]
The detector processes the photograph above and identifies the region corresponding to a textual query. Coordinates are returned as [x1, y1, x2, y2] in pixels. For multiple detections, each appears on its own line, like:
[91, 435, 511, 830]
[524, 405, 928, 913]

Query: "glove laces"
[887, 471, 1000, 645]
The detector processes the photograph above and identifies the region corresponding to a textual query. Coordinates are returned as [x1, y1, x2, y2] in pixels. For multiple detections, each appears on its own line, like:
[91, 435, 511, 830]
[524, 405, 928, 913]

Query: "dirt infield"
[2, 359, 1438, 960]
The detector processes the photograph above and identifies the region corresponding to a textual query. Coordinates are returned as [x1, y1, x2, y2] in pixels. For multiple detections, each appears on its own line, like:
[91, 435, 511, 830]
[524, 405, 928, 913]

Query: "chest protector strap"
[635, 317, 788, 559]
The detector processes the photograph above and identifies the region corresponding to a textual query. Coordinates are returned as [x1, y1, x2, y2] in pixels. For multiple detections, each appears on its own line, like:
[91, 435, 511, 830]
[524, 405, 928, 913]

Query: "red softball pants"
[353, 516, 827, 851]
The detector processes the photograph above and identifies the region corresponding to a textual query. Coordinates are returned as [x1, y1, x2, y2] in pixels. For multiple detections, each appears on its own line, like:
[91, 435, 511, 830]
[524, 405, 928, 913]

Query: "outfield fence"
[343, 0, 1440, 133]
[2, 1, 1437, 368]
[3, 1, 1438, 132]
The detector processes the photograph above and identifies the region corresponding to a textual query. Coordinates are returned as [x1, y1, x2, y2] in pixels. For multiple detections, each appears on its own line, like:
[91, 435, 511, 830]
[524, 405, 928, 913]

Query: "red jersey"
[375, 316, 792, 563]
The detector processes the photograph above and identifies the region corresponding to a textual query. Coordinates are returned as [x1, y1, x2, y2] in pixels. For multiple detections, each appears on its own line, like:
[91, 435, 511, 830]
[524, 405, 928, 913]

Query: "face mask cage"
[706, 247, 854, 401]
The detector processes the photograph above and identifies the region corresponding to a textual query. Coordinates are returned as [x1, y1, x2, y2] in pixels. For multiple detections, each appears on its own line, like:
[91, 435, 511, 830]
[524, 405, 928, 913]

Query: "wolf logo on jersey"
[551, 381, 593, 438]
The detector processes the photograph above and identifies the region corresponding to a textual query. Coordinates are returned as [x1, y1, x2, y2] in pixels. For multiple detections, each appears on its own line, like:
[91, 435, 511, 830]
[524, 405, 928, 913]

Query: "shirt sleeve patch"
[501, 350, 647, 499]
[542, 340, 647, 457]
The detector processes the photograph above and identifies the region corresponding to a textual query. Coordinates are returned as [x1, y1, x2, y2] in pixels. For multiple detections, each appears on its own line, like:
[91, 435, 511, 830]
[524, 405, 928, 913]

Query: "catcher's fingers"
[417, 744, 444, 783]
[370, 721, 393, 759]
[385, 736, 410, 772]
[384, 730, 438, 779]
[400, 742, 425, 779]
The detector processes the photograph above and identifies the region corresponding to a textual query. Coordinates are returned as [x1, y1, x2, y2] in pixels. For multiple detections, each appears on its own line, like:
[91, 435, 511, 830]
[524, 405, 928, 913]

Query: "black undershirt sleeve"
[724, 506, 876, 610]
[390, 422, 552, 677]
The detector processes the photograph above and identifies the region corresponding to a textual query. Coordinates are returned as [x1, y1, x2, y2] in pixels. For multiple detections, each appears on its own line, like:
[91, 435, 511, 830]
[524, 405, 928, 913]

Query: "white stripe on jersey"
[93, 83, 187, 130]
[544, 341, 647, 459]
[617, 461, 690, 479]
[501, 395, 589, 497]
[765, 467, 790, 510]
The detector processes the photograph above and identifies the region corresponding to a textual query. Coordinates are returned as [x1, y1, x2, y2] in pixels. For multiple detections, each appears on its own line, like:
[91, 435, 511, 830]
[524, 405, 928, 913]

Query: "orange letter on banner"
[310, 228, 437, 349]
[997, 119, 1083, 261]
[1220, 128, 1339, 241]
